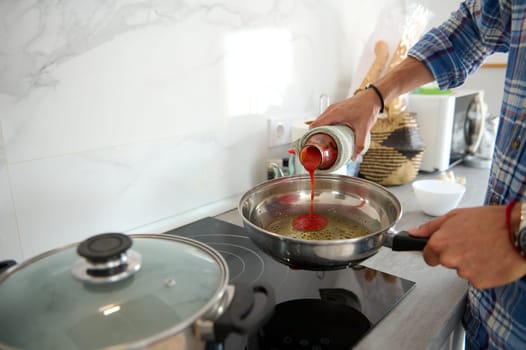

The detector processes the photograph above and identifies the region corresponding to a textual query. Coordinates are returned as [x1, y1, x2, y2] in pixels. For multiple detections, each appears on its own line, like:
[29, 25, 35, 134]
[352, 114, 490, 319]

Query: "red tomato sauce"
[294, 146, 328, 231]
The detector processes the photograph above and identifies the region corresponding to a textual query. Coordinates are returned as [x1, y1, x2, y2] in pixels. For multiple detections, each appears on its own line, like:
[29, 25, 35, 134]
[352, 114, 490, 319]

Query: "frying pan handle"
[391, 231, 428, 251]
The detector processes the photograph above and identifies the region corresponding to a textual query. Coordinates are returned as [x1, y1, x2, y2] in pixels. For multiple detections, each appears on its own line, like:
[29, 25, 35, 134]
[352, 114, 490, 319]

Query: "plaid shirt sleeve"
[408, 0, 510, 90]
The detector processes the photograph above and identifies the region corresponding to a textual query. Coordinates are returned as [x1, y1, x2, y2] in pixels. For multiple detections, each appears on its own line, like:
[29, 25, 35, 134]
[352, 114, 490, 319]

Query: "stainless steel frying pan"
[238, 174, 427, 269]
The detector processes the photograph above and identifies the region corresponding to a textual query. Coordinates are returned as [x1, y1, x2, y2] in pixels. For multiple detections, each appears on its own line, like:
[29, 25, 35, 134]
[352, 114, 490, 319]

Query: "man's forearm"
[372, 56, 435, 105]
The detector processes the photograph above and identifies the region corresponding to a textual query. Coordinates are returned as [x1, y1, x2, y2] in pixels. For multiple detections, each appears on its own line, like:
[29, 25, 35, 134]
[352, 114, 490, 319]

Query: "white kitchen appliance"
[407, 89, 485, 172]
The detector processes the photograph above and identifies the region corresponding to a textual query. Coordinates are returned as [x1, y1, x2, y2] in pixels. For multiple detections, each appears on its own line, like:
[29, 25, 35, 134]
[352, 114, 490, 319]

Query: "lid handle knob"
[77, 233, 132, 263]
[73, 233, 141, 283]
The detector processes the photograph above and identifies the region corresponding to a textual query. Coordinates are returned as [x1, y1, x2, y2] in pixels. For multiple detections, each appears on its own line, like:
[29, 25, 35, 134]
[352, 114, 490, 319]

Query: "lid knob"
[77, 233, 132, 263]
[72, 233, 141, 283]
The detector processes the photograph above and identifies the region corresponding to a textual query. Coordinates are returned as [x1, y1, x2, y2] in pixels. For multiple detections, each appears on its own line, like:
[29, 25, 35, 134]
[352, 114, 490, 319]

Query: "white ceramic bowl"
[412, 179, 466, 216]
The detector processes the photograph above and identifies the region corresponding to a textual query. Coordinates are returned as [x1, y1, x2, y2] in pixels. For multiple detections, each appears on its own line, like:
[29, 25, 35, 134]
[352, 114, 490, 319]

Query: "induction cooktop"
[164, 216, 415, 350]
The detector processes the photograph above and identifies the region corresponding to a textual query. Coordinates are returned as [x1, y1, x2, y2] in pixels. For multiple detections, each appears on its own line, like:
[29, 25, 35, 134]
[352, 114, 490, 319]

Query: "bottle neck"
[300, 133, 338, 170]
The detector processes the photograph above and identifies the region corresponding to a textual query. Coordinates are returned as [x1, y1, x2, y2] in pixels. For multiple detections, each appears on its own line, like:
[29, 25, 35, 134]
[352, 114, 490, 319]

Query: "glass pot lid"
[0, 233, 229, 349]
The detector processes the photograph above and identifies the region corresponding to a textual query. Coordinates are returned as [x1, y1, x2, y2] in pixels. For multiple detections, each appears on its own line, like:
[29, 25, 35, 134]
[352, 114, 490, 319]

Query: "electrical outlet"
[267, 116, 293, 148]
[268, 115, 305, 148]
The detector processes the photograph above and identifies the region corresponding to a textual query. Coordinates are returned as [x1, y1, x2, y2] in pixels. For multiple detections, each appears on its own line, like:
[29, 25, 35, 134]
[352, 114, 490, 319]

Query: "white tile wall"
[0, 0, 361, 261]
[0, 125, 21, 261]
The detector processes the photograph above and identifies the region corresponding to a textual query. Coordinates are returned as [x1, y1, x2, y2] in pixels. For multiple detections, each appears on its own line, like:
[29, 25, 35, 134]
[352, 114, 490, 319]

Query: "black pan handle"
[391, 231, 428, 251]
[214, 283, 275, 342]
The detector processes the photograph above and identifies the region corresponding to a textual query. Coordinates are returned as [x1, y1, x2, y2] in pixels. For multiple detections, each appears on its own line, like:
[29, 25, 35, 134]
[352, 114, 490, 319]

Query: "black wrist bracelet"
[365, 83, 385, 114]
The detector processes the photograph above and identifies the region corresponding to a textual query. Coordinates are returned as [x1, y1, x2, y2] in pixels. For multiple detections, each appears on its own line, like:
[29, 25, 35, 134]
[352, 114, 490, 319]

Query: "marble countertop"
[215, 164, 490, 350]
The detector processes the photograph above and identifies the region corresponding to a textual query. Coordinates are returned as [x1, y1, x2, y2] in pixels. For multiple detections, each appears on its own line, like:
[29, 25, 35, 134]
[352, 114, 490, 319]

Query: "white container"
[412, 179, 466, 216]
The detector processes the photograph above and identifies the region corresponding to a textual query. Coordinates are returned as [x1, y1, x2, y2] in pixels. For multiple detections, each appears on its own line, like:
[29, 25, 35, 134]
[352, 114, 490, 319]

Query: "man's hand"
[310, 89, 380, 160]
[409, 206, 526, 289]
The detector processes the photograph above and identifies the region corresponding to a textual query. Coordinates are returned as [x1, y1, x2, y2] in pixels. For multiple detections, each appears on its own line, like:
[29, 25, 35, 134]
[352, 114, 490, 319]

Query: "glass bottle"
[297, 125, 369, 174]
[299, 133, 338, 171]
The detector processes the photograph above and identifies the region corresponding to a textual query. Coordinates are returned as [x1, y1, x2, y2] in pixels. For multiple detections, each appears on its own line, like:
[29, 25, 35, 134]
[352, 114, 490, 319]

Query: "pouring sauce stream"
[293, 146, 328, 231]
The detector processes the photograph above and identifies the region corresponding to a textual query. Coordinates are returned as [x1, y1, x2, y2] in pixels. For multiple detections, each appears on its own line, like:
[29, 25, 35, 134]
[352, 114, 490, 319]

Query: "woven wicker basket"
[359, 111, 424, 186]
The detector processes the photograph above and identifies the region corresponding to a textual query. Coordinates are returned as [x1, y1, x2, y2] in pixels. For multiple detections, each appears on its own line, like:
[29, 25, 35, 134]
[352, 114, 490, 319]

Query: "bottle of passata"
[299, 133, 338, 171]
[298, 125, 369, 173]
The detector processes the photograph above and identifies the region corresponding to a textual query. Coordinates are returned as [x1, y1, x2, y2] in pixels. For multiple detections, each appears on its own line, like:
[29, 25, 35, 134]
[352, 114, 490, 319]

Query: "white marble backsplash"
[0, 0, 419, 260]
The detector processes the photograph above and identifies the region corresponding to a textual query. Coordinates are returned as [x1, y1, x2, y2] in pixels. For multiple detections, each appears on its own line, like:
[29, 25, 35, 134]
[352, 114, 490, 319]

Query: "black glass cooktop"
[164, 217, 415, 350]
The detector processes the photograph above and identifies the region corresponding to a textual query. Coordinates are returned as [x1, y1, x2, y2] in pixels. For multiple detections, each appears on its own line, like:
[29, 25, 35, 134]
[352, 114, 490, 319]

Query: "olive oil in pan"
[264, 213, 370, 240]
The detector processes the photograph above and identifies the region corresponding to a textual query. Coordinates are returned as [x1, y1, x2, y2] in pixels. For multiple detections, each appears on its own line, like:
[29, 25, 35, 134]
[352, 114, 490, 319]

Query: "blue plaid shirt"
[409, 0, 526, 349]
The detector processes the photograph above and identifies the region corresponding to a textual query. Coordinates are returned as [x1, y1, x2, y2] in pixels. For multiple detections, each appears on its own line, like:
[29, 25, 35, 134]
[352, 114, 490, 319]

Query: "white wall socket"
[268, 117, 291, 148]
[267, 114, 314, 148]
